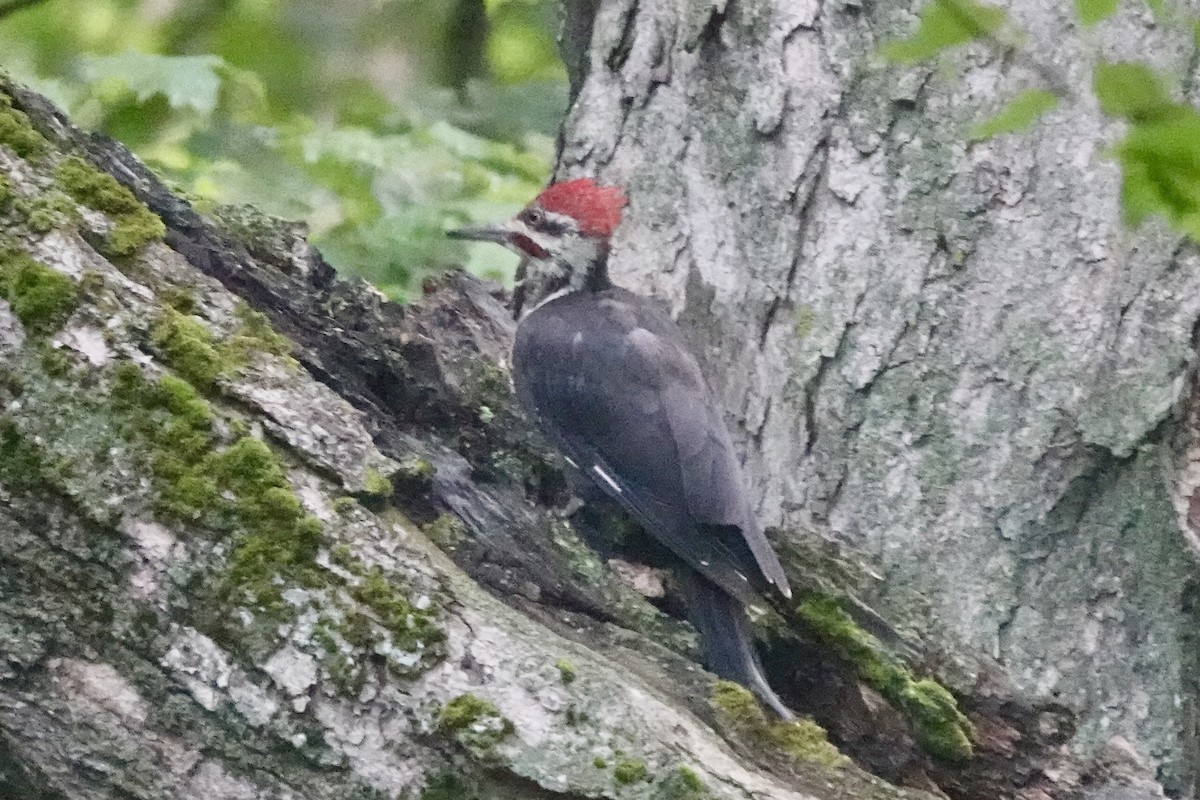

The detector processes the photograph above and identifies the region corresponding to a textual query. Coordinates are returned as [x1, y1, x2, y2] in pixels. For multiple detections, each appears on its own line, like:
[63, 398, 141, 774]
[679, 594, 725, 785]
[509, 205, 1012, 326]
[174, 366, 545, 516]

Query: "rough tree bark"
[560, 0, 1200, 797]
[0, 0, 1195, 799]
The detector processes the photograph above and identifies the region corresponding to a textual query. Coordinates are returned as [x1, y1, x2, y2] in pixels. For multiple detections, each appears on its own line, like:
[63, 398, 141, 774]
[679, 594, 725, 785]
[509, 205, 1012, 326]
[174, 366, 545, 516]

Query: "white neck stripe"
[519, 285, 576, 319]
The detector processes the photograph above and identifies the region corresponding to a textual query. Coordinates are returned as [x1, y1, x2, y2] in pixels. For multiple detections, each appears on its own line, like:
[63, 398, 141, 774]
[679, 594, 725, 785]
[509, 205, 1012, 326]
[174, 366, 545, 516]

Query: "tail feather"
[681, 570, 793, 720]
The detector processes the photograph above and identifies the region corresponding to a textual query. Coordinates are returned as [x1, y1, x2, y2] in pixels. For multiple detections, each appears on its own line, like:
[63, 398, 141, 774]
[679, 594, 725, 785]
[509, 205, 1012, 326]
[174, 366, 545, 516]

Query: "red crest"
[535, 178, 626, 238]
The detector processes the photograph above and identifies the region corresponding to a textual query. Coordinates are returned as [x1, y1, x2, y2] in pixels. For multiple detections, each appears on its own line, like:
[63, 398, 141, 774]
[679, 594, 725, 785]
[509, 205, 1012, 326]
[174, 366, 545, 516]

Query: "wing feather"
[513, 289, 790, 603]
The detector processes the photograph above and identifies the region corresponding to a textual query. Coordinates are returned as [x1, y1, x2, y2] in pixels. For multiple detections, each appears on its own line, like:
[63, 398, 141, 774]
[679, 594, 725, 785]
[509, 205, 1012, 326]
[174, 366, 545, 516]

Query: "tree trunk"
[560, 0, 1200, 797]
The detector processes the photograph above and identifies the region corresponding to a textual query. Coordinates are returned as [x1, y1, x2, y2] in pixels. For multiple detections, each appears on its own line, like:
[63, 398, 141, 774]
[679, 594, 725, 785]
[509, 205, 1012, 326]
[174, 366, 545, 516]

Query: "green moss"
[614, 759, 648, 785]
[315, 580, 431, 696]
[772, 718, 848, 768]
[323, 542, 443, 671]
[14, 192, 79, 234]
[157, 374, 213, 430]
[349, 565, 445, 673]
[230, 301, 291, 358]
[437, 694, 514, 752]
[0, 417, 46, 492]
[396, 454, 436, 482]
[313, 617, 368, 697]
[39, 346, 72, 378]
[332, 496, 359, 515]
[0, 249, 78, 333]
[161, 285, 197, 314]
[363, 467, 393, 500]
[900, 679, 976, 763]
[217, 503, 318, 606]
[438, 693, 499, 730]
[593, 756, 608, 769]
[151, 303, 295, 391]
[151, 308, 226, 390]
[0, 92, 48, 158]
[654, 766, 712, 800]
[339, 609, 374, 649]
[710, 679, 770, 727]
[110, 362, 324, 615]
[423, 513, 465, 549]
[710, 681, 848, 769]
[0, 173, 11, 207]
[555, 658, 577, 684]
[329, 543, 355, 569]
[108, 361, 444, 683]
[675, 766, 703, 791]
[55, 155, 165, 256]
[795, 595, 974, 761]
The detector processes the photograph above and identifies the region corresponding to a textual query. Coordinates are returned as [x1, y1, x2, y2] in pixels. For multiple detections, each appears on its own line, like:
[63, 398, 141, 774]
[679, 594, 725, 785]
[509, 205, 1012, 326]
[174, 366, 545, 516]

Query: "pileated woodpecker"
[449, 178, 793, 718]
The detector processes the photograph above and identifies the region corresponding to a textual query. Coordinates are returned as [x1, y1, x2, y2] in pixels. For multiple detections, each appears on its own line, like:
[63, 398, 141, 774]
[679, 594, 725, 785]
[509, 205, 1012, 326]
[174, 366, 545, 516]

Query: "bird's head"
[448, 178, 626, 316]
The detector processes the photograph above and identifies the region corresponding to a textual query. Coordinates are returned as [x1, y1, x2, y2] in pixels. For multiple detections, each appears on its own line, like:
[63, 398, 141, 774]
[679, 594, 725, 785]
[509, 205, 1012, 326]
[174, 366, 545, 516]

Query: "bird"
[448, 177, 794, 718]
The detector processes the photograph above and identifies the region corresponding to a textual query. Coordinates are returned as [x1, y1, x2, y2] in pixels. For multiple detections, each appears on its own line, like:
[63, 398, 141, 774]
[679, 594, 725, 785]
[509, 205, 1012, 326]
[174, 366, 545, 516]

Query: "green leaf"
[880, 0, 1008, 63]
[81, 52, 225, 115]
[970, 89, 1059, 140]
[1075, 0, 1119, 25]
[1119, 159, 1161, 228]
[1094, 62, 1172, 120]
[1113, 109, 1200, 236]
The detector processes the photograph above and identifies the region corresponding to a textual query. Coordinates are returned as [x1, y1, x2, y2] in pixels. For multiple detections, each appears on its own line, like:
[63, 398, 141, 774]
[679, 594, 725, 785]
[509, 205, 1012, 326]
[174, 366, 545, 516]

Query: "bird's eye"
[526, 208, 545, 227]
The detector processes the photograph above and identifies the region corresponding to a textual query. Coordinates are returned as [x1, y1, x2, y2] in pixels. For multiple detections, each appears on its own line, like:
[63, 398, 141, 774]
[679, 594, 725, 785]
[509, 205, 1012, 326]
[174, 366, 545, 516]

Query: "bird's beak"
[446, 223, 513, 246]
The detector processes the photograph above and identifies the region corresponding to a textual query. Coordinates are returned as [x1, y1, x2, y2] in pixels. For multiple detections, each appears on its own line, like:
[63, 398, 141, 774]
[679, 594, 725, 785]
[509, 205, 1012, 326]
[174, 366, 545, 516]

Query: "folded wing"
[513, 289, 790, 605]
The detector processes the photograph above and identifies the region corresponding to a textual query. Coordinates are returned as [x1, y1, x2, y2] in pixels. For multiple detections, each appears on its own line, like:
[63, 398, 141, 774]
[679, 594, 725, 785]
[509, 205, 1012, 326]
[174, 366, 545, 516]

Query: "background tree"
[559, 0, 1200, 794]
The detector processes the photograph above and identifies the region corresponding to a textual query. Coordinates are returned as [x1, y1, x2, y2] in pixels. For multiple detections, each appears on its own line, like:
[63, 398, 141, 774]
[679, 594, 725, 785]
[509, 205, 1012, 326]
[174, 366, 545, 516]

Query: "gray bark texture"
[559, 0, 1200, 797]
[0, 0, 1196, 798]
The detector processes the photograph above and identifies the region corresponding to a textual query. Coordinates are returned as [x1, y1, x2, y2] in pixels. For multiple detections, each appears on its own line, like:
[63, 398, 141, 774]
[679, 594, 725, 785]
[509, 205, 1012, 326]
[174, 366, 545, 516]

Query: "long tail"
[681, 570, 794, 720]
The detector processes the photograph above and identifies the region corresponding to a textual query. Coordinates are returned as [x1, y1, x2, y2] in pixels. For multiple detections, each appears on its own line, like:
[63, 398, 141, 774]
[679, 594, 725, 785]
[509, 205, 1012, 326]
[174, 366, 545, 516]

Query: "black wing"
[513, 288, 790, 605]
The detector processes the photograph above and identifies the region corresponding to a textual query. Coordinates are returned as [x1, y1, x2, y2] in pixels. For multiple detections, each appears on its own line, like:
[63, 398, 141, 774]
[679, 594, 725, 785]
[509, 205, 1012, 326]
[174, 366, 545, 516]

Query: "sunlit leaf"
[880, 0, 1008, 63]
[1113, 109, 1200, 240]
[81, 52, 225, 115]
[1094, 61, 1172, 120]
[970, 89, 1058, 140]
[1075, 0, 1119, 25]
[486, 21, 563, 84]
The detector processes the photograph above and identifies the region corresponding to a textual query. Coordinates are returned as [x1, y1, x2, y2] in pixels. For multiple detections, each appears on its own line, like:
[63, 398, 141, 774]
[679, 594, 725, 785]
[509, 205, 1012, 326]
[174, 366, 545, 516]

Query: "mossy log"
[0, 72, 1171, 800]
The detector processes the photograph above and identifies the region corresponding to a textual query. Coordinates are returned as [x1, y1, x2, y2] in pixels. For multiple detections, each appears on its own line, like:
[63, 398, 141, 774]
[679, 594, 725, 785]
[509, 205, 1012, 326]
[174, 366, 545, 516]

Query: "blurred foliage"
[879, 0, 1011, 64]
[0, 0, 566, 298]
[883, 0, 1200, 247]
[1075, 0, 1120, 25]
[969, 88, 1058, 141]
